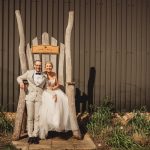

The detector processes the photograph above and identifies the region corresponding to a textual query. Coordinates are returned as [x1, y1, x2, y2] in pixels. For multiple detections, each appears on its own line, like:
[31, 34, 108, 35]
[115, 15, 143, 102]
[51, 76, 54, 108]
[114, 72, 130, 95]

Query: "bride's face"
[45, 63, 53, 73]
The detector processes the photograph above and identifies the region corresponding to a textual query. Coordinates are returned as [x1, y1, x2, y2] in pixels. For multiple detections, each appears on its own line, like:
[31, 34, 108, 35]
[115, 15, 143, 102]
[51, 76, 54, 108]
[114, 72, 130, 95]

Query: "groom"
[17, 60, 46, 144]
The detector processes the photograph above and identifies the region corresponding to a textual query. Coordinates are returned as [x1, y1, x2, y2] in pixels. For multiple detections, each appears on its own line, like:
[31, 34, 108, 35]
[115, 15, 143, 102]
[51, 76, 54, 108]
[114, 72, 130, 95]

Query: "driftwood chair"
[12, 10, 81, 140]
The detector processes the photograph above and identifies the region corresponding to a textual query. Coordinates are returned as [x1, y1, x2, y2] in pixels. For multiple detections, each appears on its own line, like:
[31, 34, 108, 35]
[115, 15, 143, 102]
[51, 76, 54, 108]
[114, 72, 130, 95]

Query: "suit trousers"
[26, 100, 41, 137]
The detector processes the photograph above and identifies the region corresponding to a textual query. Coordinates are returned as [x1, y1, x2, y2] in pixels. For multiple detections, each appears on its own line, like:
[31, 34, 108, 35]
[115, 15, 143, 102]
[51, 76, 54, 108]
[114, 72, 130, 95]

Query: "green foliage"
[128, 108, 150, 136]
[111, 147, 150, 150]
[107, 126, 139, 150]
[87, 97, 113, 137]
[0, 144, 18, 150]
[87, 99, 150, 149]
[0, 106, 14, 133]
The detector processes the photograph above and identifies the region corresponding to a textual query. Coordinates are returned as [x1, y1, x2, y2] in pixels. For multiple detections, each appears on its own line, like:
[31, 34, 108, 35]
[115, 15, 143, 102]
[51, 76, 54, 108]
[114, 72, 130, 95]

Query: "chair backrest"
[26, 32, 65, 86]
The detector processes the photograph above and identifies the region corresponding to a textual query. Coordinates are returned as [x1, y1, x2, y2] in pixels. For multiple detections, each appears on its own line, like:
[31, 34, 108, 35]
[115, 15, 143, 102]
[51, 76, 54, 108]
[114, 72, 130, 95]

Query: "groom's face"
[34, 61, 42, 72]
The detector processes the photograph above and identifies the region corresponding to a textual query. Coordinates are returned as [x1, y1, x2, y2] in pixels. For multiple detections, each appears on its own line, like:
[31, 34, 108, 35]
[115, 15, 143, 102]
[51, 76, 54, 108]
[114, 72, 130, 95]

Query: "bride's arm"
[52, 75, 59, 90]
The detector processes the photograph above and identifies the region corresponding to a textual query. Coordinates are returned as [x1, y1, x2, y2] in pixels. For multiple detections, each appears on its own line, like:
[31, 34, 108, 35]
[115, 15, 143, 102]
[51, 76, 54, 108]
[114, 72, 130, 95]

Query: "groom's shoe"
[28, 137, 34, 144]
[33, 137, 39, 144]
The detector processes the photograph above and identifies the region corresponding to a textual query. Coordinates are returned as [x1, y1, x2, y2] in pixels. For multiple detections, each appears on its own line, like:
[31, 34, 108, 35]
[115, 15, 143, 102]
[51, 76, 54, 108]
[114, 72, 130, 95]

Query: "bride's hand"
[48, 86, 53, 90]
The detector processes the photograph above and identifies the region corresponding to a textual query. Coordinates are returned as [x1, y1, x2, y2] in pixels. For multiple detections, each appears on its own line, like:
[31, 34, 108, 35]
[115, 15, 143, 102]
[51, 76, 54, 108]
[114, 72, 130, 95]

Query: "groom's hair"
[34, 60, 42, 64]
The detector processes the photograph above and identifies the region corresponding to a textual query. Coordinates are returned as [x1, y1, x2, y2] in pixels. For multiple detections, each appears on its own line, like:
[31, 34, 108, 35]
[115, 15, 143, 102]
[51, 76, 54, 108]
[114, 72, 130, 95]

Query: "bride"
[39, 61, 71, 139]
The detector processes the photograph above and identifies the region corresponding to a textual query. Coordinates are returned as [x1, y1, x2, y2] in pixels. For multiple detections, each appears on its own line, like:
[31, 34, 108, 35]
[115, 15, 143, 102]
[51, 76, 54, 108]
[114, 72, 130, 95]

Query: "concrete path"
[12, 133, 96, 150]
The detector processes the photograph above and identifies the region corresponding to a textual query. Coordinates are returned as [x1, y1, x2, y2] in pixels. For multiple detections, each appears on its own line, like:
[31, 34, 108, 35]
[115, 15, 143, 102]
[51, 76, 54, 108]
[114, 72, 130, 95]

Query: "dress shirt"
[34, 72, 43, 86]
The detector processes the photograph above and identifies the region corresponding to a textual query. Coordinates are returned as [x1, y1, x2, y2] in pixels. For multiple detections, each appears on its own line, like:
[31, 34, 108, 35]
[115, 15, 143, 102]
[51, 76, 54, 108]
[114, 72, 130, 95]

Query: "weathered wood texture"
[0, 0, 150, 111]
[13, 10, 81, 140]
[26, 43, 33, 70]
[12, 10, 27, 140]
[12, 89, 26, 140]
[32, 37, 40, 61]
[12, 133, 96, 150]
[32, 45, 59, 54]
[15, 10, 27, 74]
[65, 11, 81, 137]
[41, 32, 50, 71]
[58, 43, 65, 86]
[51, 37, 57, 73]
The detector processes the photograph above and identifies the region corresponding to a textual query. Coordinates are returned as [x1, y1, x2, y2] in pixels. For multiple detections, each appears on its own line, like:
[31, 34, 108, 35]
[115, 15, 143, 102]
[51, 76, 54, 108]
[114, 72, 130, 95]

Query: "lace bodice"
[47, 78, 56, 87]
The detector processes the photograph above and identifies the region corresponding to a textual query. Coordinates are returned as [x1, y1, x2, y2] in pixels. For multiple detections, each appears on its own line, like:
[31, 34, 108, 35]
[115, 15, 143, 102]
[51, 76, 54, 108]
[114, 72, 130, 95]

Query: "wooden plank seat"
[12, 10, 81, 141]
[26, 33, 65, 86]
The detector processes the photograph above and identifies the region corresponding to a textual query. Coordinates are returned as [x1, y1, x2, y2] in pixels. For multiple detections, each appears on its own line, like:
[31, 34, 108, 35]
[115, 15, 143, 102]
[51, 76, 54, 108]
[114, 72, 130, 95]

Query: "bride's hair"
[45, 61, 53, 68]
[44, 61, 54, 74]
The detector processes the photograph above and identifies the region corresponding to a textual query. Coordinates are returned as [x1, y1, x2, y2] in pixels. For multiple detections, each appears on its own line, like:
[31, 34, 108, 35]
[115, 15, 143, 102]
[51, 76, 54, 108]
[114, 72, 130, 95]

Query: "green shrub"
[87, 101, 150, 149]
[128, 108, 150, 137]
[0, 106, 14, 133]
[0, 144, 18, 150]
[107, 126, 140, 150]
[87, 97, 113, 137]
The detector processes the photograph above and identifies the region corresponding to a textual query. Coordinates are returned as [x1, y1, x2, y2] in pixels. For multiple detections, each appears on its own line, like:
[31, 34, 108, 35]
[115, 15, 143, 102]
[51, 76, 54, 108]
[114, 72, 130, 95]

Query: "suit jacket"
[17, 70, 47, 101]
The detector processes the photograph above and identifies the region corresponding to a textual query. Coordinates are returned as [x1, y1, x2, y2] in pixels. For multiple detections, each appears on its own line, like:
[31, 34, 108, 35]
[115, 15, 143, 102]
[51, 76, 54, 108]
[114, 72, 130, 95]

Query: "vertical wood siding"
[0, 0, 150, 111]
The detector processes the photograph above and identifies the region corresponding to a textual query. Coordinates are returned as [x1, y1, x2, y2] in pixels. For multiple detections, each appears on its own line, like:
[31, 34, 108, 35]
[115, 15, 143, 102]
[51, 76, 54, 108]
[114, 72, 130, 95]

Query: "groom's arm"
[17, 71, 28, 89]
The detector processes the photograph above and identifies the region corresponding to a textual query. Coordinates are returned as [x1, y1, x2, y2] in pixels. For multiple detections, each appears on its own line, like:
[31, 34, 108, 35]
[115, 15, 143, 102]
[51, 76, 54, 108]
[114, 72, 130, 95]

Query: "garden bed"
[86, 102, 150, 150]
[0, 111, 16, 149]
[0, 106, 150, 150]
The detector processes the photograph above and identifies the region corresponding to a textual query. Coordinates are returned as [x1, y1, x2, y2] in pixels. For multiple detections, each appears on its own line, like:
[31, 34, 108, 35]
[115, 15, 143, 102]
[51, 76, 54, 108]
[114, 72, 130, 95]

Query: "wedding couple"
[17, 60, 72, 144]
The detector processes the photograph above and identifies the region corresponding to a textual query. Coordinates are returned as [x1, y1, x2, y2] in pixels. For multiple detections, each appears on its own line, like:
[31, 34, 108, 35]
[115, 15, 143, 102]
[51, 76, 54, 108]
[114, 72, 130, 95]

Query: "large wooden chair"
[12, 10, 81, 140]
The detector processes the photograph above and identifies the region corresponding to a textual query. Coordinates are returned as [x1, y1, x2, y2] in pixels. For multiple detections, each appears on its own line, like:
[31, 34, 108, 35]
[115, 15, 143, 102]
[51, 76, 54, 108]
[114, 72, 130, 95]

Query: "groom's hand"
[20, 82, 25, 89]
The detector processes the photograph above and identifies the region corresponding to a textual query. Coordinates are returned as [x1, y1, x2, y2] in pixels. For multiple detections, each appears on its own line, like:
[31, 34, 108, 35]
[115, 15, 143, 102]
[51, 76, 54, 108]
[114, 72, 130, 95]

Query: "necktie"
[36, 72, 41, 75]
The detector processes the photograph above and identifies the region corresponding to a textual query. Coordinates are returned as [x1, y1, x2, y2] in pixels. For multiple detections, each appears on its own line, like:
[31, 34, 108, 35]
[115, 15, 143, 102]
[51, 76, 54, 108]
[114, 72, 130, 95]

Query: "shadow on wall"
[75, 67, 96, 113]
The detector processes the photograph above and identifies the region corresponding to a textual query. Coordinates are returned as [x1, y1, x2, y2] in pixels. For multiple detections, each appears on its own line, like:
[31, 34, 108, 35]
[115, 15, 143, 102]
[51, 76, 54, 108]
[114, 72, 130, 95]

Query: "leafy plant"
[0, 144, 18, 150]
[87, 97, 113, 137]
[107, 126, 140, 150]
[0, 106, 14, 133]
[87, 102, 150, 149]
[128, 108, 150, 136]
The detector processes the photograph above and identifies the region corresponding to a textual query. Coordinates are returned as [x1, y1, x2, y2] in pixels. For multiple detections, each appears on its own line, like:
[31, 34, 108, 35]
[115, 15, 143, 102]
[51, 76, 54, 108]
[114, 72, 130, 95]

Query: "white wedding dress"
[39, 79, 71, 139]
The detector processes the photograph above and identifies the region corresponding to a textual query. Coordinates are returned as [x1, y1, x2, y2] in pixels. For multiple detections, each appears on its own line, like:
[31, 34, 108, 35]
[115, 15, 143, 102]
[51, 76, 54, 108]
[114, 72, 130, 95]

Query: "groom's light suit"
[17, 70, 46, 137]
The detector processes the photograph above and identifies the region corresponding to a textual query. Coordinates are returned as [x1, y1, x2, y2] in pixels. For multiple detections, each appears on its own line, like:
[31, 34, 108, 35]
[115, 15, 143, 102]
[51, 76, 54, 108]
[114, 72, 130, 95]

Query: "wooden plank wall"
[0, 0, 150, 111]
